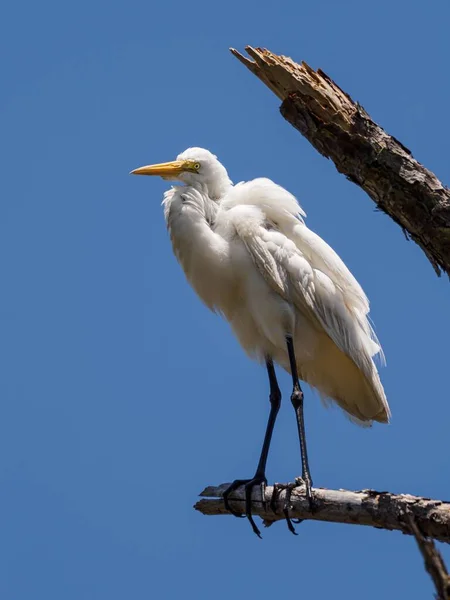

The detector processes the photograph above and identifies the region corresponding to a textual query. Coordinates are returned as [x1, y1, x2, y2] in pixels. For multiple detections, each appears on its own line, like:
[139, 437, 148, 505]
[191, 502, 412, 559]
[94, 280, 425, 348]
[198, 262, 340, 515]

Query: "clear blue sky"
[1, 0, 449, 598]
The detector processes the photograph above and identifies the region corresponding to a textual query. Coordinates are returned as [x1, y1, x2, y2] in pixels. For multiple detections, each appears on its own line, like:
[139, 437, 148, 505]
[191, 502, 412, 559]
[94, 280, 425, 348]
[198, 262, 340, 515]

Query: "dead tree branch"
[230, 46, 450, 277]
[195, 482, 450, 543]
[407, 513, 450, 599]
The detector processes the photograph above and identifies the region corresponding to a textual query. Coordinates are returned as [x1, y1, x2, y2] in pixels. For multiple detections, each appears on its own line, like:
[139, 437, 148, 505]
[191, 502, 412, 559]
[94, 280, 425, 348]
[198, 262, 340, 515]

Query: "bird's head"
[131, 147, 232, 199]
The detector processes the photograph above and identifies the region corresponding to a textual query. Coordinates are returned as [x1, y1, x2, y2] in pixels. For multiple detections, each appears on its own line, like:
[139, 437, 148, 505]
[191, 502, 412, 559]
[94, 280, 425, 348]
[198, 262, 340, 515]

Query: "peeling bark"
[407, 513, 450, 599]
[195, 482, 450, 543]
[230, 46, 450, 277]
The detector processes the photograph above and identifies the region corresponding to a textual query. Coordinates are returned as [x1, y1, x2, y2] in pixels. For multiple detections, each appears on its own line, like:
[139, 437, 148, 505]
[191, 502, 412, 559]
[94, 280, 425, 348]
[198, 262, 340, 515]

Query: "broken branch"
[230, 46, 450, 277]
[195, 482, 450, 543]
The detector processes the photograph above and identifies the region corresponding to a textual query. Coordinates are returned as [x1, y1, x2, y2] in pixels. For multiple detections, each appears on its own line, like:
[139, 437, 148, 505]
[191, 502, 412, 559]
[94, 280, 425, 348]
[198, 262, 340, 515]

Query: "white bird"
[131, 147, 390, 537]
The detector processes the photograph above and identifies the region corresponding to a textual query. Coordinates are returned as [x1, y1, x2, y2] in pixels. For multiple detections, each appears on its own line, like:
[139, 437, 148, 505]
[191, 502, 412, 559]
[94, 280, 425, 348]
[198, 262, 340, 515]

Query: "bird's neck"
[194, 178, 232, 202]
[163, 185, 232, 313]
[183, 179, 232, 226]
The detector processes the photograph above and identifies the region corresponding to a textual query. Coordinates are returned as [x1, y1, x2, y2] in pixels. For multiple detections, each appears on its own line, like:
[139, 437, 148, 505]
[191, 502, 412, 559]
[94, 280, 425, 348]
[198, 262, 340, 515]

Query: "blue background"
[1, 0, 449, 597]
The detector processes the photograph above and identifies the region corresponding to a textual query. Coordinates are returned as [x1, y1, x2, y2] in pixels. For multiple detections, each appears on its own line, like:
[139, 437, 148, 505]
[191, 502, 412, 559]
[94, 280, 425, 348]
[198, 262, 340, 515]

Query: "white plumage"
[131, 146, 390, 536]
[149, 147, 390, 425]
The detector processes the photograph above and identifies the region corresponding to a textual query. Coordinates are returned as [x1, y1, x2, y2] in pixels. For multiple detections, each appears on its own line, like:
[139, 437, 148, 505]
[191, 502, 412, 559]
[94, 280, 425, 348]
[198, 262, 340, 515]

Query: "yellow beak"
[130, 160, 189, 178]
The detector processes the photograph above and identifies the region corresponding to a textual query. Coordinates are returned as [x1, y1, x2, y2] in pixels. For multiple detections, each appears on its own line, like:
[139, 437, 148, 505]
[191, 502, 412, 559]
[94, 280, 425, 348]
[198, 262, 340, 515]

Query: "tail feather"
[298, 331, 390, 425]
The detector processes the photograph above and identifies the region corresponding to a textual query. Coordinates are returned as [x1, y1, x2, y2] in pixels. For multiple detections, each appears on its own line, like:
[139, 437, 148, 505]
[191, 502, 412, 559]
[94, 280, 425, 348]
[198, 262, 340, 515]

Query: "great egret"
[131, 147, 390, 537]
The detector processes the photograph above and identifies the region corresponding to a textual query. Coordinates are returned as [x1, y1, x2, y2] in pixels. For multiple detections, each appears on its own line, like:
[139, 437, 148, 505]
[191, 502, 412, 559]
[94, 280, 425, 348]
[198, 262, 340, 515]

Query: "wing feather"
[220, 178, 389, 423]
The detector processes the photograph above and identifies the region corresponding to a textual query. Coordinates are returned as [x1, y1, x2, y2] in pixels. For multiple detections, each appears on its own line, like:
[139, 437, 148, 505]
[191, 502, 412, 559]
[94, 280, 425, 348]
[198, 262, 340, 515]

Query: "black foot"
[270, 482, 300, 535]
[223, 480, 248, 517]
[223, 475, 267, 538]
[302, 474, 313, 508]
[270, 477, 314, 535]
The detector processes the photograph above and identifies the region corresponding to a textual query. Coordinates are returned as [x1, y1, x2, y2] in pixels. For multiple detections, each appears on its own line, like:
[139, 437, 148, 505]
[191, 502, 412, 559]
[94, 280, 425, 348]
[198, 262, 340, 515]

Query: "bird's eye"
[194, 163, 200, 171]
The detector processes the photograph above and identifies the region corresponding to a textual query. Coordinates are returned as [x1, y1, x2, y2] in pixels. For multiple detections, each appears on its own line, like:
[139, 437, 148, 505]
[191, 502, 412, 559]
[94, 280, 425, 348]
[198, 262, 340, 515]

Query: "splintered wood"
[230, 46, 450, 277]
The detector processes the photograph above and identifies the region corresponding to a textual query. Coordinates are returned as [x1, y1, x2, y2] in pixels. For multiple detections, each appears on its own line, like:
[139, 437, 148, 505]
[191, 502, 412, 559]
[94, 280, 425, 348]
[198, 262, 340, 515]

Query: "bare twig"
[407, 513, 450, 599]
[230, 46, 450, 278]
[195, 482, 450, 543]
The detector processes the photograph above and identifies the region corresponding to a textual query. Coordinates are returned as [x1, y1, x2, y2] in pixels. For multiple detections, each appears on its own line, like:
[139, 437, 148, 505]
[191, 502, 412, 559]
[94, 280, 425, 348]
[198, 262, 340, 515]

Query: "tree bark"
[195, 482, 450, 543]
[230, 46, 450, 277]
[408, 513, 450, 599]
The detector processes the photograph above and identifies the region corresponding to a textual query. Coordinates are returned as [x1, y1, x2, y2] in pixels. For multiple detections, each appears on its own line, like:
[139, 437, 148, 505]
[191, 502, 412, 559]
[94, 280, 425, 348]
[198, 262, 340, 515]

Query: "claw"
[298, 475, 314, 511]
[223, 475, 267, 537]
[305, 481, 313, 509]
[270, 483, 281, 514]
[245, 477, 266, 538]
[271, 480, 306, 535]
[223, 479, 248, 517]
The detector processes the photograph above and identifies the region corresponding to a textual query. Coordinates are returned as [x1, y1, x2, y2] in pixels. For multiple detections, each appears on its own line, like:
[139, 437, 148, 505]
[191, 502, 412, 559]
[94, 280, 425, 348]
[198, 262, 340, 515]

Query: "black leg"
[223, 359, 281, 538]
[286, 335, 313, 504]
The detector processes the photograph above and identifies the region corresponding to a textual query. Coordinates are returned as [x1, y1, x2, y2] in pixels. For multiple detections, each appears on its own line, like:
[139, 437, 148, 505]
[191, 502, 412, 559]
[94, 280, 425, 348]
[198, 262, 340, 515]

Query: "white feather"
[158, 148, 389, 425]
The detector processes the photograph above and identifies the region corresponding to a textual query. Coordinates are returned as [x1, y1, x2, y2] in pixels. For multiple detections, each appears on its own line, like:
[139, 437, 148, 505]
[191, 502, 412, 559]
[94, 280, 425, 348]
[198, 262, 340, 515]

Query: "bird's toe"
[223, 479, 249, 517]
